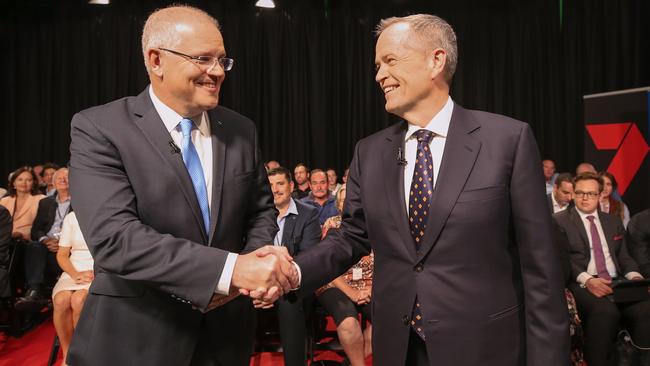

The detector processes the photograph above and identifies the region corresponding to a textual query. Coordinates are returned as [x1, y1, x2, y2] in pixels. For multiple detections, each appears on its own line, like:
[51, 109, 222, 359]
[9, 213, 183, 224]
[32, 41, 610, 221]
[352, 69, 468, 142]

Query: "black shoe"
[14, 289, 48, 313]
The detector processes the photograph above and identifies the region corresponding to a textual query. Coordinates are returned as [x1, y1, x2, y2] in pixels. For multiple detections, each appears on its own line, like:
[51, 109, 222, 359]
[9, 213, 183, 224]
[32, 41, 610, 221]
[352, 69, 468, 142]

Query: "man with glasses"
[68, 5, 294, 366]
[554, 172, 650, 366]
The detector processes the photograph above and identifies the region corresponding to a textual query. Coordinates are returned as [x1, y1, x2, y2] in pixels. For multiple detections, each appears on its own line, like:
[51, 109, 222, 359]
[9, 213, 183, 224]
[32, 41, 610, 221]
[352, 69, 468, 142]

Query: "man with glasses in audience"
[554, 172, 650, 366]
[68, 5, 294, 366]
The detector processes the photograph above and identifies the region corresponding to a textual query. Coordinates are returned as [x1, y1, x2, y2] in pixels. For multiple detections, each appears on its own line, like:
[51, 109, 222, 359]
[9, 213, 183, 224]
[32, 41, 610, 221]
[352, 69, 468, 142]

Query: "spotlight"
[255, 0, 275, 9]
[89, 0, 110, 4]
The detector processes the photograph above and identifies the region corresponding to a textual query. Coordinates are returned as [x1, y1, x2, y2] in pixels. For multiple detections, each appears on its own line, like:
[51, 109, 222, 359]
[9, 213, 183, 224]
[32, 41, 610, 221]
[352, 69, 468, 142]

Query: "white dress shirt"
[403, 97, 454, 209]
[149, 86, 236, 295]
[575, 209, 642, 285]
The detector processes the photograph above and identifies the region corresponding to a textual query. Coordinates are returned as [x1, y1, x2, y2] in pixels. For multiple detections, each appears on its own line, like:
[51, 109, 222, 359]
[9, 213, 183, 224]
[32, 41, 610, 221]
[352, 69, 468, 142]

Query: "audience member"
[598, 171, 630, 228]
[0, 167, 46, 242]
[554, 172, 650, 366]
[543, 159, 557, 195]
[52, 212, 93, 366]
[342, 167, 349, 185]
[267, 167, 321, 366]
[40, 163, 59, 197]
[326, 168, 342, 197]
[292, 163, 311, 200]
[547, 172, 574, 214]
[0, 206, 11, 299]
[265, 160, 280, 171]
[627, 208, 650, 278]
[318, 186, 373, 366]
[32, 165, 44, 186]
[576, 162, 596, 175]
[300, 169, 338, 225]
[15, 168, 70, 311]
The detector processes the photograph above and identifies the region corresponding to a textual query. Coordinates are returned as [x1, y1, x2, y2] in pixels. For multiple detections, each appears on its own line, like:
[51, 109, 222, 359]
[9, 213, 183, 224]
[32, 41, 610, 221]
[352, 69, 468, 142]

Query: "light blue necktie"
[179, 118, 210, 236]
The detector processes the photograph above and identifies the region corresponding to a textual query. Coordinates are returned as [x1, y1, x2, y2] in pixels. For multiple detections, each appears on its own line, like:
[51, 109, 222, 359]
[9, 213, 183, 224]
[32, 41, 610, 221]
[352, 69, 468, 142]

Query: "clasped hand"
[231, 245, 299, 308]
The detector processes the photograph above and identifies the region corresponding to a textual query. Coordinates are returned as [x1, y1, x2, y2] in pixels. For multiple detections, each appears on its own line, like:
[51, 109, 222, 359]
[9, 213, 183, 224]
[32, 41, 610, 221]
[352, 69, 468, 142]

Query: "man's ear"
[429, 48, 447, 80]
[290, 181, 295, 191]
[148, 49, 164, 77]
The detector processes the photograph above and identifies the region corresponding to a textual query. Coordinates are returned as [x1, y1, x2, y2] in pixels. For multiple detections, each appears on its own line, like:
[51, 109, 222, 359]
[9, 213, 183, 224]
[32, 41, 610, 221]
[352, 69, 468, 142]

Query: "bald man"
[68, 5, 292, 365]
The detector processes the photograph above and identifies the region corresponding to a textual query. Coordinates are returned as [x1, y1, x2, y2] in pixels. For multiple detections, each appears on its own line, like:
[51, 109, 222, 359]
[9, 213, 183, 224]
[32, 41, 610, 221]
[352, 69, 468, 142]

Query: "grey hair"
[141, 5, 220, 72]
[376, 14, 458, 83]
[52, 167, 68, 182]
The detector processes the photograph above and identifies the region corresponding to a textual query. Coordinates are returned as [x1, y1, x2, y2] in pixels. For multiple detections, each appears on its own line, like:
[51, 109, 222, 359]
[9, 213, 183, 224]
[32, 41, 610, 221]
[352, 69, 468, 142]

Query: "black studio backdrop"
[1, 0, 649, 203]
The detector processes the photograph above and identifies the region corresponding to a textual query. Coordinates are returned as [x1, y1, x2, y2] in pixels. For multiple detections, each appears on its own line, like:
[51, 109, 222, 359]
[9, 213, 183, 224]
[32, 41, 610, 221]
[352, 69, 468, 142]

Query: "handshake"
[205, 246, 299, 312]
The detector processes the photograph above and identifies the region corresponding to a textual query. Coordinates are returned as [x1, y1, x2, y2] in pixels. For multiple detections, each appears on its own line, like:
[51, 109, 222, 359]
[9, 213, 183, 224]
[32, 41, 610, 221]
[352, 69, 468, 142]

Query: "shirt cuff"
[38, 236, 48, 243]
[577, 272, 593, 286]
[215, 253, 238, 295]
[625, 272, 644, 280]
[291, 261, 302, 290]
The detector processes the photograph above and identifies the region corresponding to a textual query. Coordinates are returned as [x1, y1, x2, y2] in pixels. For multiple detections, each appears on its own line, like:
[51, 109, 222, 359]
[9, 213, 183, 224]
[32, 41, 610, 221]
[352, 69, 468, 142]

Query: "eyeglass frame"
[158, 48, 234, 72]
[574, 190, 600, 199]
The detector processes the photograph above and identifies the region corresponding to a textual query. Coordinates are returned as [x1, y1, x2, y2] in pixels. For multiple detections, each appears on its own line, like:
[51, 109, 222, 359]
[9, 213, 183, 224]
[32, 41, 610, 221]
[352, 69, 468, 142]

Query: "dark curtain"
[1, 0, 648, 186]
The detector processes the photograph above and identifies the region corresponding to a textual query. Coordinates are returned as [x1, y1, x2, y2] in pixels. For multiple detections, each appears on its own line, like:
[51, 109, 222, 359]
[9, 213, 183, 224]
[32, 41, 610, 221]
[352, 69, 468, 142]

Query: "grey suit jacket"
[68, 88, 277, 366]
[554, 207, 639, 281]
[294, 104, 569, 366]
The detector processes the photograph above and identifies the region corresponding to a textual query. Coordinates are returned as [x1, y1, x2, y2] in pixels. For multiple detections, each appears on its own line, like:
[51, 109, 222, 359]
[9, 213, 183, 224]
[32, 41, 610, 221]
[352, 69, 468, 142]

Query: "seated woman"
[317, 187, 373, 366]
[0, 166, 46, 242]
[598, 171, 630, 227]
[52, 212, 94, 366]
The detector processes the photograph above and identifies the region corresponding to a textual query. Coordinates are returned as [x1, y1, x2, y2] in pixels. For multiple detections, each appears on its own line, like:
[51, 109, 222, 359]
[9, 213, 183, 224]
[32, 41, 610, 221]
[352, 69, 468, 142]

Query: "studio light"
[255, 0, 275, 9]
[88, 0, 110, 4]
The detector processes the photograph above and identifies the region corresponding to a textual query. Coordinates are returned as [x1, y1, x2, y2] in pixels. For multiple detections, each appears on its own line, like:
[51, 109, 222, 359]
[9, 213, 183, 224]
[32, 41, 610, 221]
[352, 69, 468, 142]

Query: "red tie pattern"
[409, 129, 435, 340]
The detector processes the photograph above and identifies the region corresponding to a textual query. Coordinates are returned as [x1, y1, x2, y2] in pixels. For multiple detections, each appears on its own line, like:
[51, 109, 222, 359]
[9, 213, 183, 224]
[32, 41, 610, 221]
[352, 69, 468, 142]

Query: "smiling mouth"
[383, 85, 398, 94]
[196, 81, 219, 91]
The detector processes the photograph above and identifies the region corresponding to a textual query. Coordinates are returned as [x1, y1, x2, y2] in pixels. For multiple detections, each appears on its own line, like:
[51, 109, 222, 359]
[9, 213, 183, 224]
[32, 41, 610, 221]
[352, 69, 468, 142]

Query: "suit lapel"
[382, 122, 417, 260]
[132, 89, 208, 243]
[207, 111, 226, 244]
[281, 214, 298, 254]
[569, 208, 591, 254]
[599, 213, 619, 266]
[417, 105, 481, 260]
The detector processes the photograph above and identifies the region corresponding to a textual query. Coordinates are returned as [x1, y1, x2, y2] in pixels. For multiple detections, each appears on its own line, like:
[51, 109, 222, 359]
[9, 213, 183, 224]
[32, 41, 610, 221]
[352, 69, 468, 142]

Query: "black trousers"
[23, 240, 60, 289]
[277, 296, 313, 366]
[569, 283, 650, 366]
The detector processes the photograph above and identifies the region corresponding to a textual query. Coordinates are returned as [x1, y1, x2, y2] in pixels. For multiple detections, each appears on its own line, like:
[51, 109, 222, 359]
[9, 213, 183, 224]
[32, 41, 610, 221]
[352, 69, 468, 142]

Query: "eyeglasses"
[158, 48, 234, 72]
[574, 191, 600, 199]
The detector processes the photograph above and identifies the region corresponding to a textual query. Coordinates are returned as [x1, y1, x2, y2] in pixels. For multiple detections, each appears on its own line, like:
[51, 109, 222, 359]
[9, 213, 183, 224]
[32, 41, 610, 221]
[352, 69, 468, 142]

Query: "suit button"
[414, 264, 423, 272]
[402, 315, 410, 325]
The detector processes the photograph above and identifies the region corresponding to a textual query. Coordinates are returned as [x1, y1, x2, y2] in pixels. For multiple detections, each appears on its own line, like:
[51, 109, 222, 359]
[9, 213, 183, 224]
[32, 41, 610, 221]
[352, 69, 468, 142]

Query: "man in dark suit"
[68, 6, 294, 366]
[547, 172, 574, 215]
[267, 167, 321, 366]
[15, 167, 70, 311]
[627, 208, 650, 278]
[554, 172, 650, 366]
[268, 14, 569, 366]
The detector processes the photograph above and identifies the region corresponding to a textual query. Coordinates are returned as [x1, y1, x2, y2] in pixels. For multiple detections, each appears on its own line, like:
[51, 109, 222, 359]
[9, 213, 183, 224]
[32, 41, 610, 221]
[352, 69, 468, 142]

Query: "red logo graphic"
[586, 123, 649, 195]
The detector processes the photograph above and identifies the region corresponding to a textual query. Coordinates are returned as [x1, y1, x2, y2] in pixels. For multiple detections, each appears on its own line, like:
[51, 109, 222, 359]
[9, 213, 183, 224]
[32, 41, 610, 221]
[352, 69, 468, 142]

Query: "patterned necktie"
[586, 215, 611, 280]
[179, 118, 210, 237]
[408, 129, 435, 340]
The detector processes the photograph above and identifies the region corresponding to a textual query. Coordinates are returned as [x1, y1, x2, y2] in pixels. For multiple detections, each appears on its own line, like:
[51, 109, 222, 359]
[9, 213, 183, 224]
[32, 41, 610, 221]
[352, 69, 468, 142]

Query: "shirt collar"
[279, 198, 298, 220]
[576, 207, 600, 222]
[148, 85, 211, 137]
[551, 192, 566, 208]
[405, 96, 454, 142]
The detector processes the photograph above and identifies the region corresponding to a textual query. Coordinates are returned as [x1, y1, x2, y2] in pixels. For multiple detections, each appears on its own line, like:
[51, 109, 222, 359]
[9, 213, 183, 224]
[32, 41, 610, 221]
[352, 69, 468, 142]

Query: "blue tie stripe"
[179, 118, 211, 237]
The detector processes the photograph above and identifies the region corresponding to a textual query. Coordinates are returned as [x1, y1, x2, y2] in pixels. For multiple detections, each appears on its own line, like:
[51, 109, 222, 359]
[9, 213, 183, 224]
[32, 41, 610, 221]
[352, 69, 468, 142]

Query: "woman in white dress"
[52, 212, 94, 365]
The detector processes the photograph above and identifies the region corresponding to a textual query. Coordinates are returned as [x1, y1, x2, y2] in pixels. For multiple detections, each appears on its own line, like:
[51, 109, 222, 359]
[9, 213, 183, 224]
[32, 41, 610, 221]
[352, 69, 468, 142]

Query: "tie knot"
[179, 118, 194, 138]
[413, 129, 435, 144]
[586, 215, 595, 223]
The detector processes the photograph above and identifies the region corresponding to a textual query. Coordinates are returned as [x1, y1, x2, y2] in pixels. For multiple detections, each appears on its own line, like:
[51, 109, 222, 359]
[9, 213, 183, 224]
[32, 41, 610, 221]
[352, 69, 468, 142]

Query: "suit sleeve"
[30, 199, 50, 243]
[612, 218, 640, 275]
[69, 112, 228, 310]
[294, 141, 370, 295]
[0, 207, 11, 265]
[508, 124, 570, 365]
[627, 215, 650, 277]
